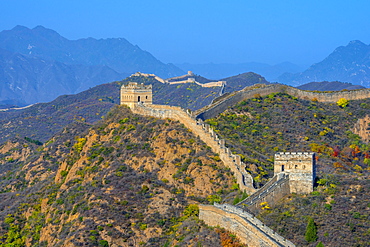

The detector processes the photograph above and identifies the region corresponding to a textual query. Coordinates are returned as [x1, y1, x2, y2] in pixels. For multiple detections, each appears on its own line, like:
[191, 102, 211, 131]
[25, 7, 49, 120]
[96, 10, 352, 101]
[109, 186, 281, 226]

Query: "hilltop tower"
[120, 82, 152, 108]
[274, 152, 316, 194]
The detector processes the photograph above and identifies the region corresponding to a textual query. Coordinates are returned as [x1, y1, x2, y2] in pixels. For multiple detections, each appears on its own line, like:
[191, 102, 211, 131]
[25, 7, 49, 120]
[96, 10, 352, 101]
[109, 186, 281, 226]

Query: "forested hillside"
[205, 92, 370, 246]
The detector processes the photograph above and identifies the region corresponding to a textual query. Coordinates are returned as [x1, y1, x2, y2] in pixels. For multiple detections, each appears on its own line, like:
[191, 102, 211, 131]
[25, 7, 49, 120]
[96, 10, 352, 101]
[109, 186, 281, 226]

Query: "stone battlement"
[121, 82, 152, 90]
[120, 84, 320, 246]
[120, 82, 153, 108]
[199, 203, 295, 247]
[275, 152, 315, 160]
[130, 72, 166, 83]
[131, 103, 256, 194]
[195, 83, 370, 120]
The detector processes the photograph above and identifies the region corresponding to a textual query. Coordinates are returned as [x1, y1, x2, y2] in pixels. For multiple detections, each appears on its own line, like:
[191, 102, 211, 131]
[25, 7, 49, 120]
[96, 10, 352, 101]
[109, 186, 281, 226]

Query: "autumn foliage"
[215, 228, 247, 247]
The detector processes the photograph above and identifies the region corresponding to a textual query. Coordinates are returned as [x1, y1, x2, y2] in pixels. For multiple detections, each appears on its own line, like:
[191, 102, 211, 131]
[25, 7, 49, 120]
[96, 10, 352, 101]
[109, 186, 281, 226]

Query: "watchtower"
[274, 152, 316, 194]
[120, 82, 152, 108]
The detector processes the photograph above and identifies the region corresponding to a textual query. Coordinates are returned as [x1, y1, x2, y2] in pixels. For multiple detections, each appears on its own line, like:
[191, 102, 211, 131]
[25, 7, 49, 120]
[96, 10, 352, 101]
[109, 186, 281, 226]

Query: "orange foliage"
[333, 162, 344, 168]
[215, 228, 247, 247]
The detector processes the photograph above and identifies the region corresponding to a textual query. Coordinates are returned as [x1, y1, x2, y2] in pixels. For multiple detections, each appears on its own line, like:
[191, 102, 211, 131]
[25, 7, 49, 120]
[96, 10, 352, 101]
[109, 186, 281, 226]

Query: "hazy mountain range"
[0, 47, 125, 105]
[279, 40, 370, 87]
[0, 25, 184, 105]
[0, 25, 369, 106]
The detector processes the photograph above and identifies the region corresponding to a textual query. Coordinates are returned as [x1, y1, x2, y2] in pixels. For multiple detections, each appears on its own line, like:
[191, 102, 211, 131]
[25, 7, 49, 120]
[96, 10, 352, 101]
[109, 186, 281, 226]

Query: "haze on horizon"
[1, 0, 370, 67]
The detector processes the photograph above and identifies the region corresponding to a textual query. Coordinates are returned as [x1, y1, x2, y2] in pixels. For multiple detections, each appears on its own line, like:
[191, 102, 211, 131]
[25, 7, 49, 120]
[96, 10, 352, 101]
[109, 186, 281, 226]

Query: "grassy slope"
[205, 92, 370, 246]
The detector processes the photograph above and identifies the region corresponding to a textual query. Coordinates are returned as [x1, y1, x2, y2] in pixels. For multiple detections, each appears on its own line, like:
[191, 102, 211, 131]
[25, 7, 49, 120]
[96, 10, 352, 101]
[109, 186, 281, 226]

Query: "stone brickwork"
[199, 203, 295, 247]
[353, 115, 370, 143]
[131, 103, 256, 194]
[237, 152, 315, 214]
[274, 152, 315, 194]
[237, 174, 291, 214]
[120, 82, 152, 108]
[120, 83, 323, 246]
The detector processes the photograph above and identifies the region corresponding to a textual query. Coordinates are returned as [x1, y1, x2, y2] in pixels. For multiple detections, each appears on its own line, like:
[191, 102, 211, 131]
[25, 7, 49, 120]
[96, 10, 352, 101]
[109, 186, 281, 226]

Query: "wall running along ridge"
[131, 103, 256, 194]
[195, 84, 370, 120]
[121, 83, 327, 246]
[199, 203, 295, 247]
[130, 103, 313, 246]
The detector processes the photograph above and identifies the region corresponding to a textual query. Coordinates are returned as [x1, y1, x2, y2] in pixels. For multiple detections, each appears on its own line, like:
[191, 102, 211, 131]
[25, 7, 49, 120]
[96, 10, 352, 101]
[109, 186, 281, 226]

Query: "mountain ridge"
[279, 40, 370, 87]
[0, 25, 184, 77]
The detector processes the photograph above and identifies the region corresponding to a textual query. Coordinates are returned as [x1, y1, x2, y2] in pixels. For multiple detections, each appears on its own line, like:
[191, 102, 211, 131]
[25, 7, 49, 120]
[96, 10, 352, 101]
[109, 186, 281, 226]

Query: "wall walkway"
[131, 103, 256, 194]
[195, 84, 370, 120]
[237, 174, 290, 214]
[199, 203, 295, 247]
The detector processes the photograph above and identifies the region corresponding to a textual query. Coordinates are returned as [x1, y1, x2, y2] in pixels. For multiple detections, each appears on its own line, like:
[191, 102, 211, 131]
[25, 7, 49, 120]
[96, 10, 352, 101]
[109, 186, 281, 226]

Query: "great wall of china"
[120, 80, 370, 246]
[194, 83, 370, 120]
[199, 203, 295, 247]
[130, 102, 298, 246]
[132, 103, 256, 194]
[131, 71, 226, 88]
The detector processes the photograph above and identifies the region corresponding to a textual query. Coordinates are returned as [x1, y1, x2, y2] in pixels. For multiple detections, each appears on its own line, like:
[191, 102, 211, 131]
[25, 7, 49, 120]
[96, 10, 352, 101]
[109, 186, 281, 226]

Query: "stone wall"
[195, 84, 370, 120]
[237, 174, 290, 214]
[353, 115, 370, 143]
[131, 103, 256, 194]
[199, 203, 295, 247]
[274, 152, 315, 194]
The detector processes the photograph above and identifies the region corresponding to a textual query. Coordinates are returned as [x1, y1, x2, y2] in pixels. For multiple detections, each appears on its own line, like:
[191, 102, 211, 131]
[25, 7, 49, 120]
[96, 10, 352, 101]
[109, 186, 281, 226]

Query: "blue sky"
[1, 0, 370, 66]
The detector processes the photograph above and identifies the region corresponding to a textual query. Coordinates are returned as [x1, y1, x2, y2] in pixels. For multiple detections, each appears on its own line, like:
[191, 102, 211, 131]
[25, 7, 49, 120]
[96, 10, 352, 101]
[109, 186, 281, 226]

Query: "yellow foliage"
[336, 98, 349, 108]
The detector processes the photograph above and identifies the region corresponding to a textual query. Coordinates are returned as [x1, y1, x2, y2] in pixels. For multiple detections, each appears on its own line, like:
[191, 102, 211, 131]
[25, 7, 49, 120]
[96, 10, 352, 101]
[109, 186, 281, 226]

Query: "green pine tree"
[305, 217, 318, 242]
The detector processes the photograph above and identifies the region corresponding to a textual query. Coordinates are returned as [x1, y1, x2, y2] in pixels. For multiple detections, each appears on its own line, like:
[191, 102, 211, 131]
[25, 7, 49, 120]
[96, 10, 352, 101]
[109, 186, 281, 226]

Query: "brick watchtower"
[120, 82, 152, 108]
[274, 152, 316, 194]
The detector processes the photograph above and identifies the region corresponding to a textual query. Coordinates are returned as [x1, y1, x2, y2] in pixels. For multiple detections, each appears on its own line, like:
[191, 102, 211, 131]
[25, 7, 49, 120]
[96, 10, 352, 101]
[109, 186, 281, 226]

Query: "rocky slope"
[0, 105, 248, 246]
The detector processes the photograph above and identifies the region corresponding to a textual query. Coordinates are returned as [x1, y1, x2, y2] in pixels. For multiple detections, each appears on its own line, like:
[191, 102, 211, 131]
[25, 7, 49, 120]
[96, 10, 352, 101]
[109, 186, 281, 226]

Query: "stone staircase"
[132, 103, 256, 193]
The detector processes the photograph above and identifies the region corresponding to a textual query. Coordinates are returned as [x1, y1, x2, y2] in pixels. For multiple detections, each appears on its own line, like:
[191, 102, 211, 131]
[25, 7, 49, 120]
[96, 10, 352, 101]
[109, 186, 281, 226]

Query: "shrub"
[336, 98, 349, 108]
[99, 240, 109, 247]
[305, 217, 318, 242]
[183, 204, 199, 218]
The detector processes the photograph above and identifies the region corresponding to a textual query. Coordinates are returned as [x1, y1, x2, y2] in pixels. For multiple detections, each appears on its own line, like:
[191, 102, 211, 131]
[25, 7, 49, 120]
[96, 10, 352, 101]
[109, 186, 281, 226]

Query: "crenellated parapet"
[199, 203, 296, 247]
[120, 82, 153, 108]
[194, 83, 370, 120]
[274, 152, 315, 194]
[131, 102, 256, 194]
[120, 84, 321, 246]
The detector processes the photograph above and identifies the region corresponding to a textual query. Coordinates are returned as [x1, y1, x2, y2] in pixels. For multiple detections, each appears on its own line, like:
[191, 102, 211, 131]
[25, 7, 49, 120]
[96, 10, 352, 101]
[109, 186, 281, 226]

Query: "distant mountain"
[176, 62, 303, 81]
[279, 40, 370, 87]
[221, 72, 270, 93]
[297, 81, 365, 91]
[0, 26, 184, 78]
[0, 71, 273, 143]
[0, 48, 126, 105]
